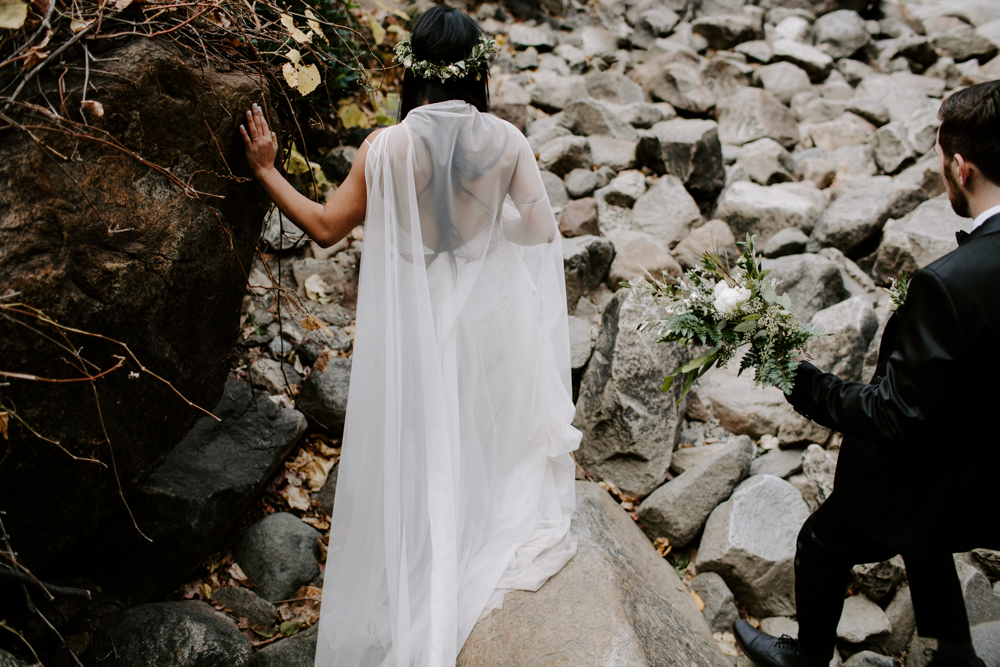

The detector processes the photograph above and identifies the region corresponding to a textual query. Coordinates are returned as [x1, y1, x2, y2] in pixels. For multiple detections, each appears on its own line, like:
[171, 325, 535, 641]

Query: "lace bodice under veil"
[313, 101, 581, 667]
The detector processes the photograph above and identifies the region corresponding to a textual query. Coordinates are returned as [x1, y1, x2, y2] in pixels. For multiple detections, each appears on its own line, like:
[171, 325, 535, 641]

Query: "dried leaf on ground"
[0, 0, 28, 29]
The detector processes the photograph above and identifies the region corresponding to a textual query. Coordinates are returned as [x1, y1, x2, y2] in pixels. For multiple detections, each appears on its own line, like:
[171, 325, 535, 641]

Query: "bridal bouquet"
[627, 234, 824, 399]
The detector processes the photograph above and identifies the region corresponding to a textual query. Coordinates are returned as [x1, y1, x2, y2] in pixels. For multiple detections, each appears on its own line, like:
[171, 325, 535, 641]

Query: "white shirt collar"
[972, 203, 1000, 231]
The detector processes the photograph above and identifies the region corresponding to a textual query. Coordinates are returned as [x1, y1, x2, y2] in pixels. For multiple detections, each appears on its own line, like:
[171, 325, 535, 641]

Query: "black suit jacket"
[785, 212, 1000, 554]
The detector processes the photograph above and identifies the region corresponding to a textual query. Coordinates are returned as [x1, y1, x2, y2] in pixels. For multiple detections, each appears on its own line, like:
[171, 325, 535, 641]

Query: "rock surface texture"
[0, 38, 270, 571]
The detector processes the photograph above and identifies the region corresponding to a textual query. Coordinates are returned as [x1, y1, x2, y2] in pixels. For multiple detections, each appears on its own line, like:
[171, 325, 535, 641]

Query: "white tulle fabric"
[313, 100, 581, 667]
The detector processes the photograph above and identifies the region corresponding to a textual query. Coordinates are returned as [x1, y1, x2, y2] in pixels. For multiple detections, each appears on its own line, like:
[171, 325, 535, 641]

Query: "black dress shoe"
[731, 619, 805, 667]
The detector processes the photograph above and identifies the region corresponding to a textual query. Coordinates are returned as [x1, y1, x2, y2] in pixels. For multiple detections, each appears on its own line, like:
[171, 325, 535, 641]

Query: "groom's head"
[935, 80, 1000, 218]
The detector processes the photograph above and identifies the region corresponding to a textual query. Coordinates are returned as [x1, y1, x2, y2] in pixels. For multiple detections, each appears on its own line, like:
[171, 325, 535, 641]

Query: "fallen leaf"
[365, 14, 385, 45]
[284, 146, 311, 174]
[302, 515, 330, 530]
[304, 273, 330, 301]
[337, 102, 368, 130]
[200, 583, 213, 600]
[0, 0, 28, 29]
[250, 624, 277, 638]
[714, 631, 741, 657]
[69, 17, 95, 33]
[282, 483, 310, 511]
[299, 314, 324, 332]
[227, 562, 248, 583]
[690, 589, 704, 611]
[279, 620, 302, 635]
[113, 0, 131, 8]
[81, 100, 104, 117]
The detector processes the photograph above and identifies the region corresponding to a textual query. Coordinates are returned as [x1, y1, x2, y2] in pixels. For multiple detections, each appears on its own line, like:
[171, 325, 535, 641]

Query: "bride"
[240, 6, 581, 666]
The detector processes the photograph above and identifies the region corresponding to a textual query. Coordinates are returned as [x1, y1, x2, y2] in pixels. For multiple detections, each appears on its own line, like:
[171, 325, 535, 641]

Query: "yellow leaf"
[113, 0, 131, 9]
[280, 13, 311, 43]
[299, 314, 324, 332]
[0, 0, 28, 29]
[283, 484, 310, 511]
[282, 61, 299, 89]
[305, 9, 326, 42]
[69, 18, 94, 33]
[284, 146, 310, 174]
[297, 64, 320, 95]
[285, 48, 301, 65]
[200, 583, 213, 600]
[691, 589, 704, 611]
[338, 102, 368, 130]
[366, 14, 385, 45]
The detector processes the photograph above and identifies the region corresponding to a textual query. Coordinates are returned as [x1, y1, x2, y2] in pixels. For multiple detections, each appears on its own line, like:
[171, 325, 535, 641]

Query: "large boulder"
[637, 119, 726, 200]
[694, 350, 796, 438]
[91, 601, 252, 666]
[630, 175, 703, 248]
[805, 297, 879, 383]
[813, 9, 872, 59]
[871, 195, 973, 284]
[574, 291, 693, 498]
[233, 512, 322, 603]
[605, 229, 682, 287]
[810, 188, 892, 256]
[295, 357, 352, 435]
[695, 475, 811, 618]
[0, 39, 271, 570]
[717, 88, 800, 149]
[250, 624, 319, 667]
[81, 380, 307, 600]
[637, 435, 754, 547]
[562, 235, 615, 310]
[760, 253, 850, 322]
[458, 482, 729, 667]
[716, 182, 828, 246]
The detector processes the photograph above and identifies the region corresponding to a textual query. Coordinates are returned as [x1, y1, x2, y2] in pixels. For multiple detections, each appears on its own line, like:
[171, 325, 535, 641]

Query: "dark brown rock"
[0, 39, 271, 571]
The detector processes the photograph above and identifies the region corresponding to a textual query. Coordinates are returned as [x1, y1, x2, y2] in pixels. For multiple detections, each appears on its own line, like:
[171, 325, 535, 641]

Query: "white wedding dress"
[313, 100, 581, 667]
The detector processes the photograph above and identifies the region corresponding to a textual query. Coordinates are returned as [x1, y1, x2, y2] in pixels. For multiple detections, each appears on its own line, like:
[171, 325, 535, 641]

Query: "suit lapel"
[961, 212, 1000, 246]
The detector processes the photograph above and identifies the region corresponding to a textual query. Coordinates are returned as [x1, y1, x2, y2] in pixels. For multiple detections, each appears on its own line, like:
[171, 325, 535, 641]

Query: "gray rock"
[263, 207, 307, 250]
[249, 359, 302, 394]
[91, 601, 252, 666]
[847, 99, 891, 128]
[573, 290, 693, 497]
[527, 123, 572, 155]
[692, 572, 740, 634]
[827, 145, 877, 178]
[233, 512, 321, 603]
[810, 187, 891, 256]
[802, 444, 836, 507]
[717, 87, 799, 149]
[590, 134, 641, 172]
[457, 482, 728, 667]
[585, 70, 646, 106]
[972, 549, 1000, 577]
[269, 336, 294, 358]
[559, 197, 600, 238]
[773, 15, 813, 43]
[637, 119, 725, 199]
[569, 315, 595, 371]
[671, 442, 729, 475]
[956, 559, 1000, 626]
[809, 114, 877, 156]
[605, 228, 682, 287]
[292, 257, 350, 304]
[750, 448, 804, 479]
[250, 624, 318, 667]
[320, 145, 358, 182]
[760, 253, 848, 322]
[634, 60, 717, 114]
[760, 616, 799, 639]
[844, 651, 895, 667]
[295, 356, 352, 435]
[879, 584, 916, 655]
[559, 98, 639, 141]
[508, 23, 557, 51]
[562, 234, 615, 309]
[296, 326, 352, 366]
[836, 595, 891, 643]
[701, 55, 755, 100]
[695, 475, 810, 618]
[798, 157, 838, 189]
[814, 10, 871, 59]
[788, 472, 819, 512]
[736, 40, 774, 63]
[852, 555, 907, 604]
[541, 170, 569, 207]
[211, 586, 279, 626]
[554, 43, 587, 73]
[537, 53, 570, 76]
[737, 138, 798, 185]
[637, 435, 754, 548]
[631, 174, 703, 248]
[313, 460, 339, 514]
[764, 228, 810, 258]
[696, 352, 796, 439]
[692, 13, 762, 50]
[538, 135, 593, 177]
[895, 35, 939, 67]
[90, 379, 307, 599]
[777, 409, 833, 448]
[619, 102, 672, 129]
[675, 219, 739, 270]
[870, 122, 916, 175]
[530, 71, 589, 113]
[771, 38, 835, 81]
[514, 46, 539, 70]
[795, 96, 849, 125]
[872, 195, 973, 284]
[0, 649, 31, 667]
[932, 24, 999, 64]
[754, 61, 813, 106]
[599, 169, 647, 208]
[582, 25, 621, 61]
[717, 182, 828, 246]
[565, 168, 600, 199]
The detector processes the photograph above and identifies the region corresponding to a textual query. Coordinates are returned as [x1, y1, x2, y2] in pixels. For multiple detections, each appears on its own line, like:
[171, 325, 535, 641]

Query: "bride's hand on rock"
[240, 103, 278, 176]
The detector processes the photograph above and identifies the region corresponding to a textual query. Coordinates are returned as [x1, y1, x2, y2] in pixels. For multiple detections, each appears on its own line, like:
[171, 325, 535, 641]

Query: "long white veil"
[314, 100, 581, 667]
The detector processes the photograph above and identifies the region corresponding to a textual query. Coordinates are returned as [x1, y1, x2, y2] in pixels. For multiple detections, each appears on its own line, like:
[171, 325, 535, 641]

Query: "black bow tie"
[956, 230, 970, 245]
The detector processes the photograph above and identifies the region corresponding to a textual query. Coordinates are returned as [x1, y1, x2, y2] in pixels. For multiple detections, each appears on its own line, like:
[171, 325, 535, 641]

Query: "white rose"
[713, 282, 751, 316]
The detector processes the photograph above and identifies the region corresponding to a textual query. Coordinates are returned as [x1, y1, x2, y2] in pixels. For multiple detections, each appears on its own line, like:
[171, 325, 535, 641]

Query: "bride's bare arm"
[241, 104, 385, 248]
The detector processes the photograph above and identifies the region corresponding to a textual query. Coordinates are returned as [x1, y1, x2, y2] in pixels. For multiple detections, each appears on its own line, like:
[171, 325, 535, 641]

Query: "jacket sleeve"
[785, 267, 964, 446]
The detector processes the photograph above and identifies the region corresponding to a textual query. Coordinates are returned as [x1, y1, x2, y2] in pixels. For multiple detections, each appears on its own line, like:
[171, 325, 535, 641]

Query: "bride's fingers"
[253, 104, 270, 142]
[245, 109, 257, 140]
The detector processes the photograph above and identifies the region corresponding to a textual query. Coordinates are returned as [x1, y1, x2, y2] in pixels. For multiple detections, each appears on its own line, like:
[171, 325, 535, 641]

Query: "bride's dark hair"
[397, 6, 490, 122]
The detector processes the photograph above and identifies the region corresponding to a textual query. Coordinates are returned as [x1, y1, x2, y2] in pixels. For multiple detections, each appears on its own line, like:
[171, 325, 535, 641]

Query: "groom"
[732, 80, 1000, 667]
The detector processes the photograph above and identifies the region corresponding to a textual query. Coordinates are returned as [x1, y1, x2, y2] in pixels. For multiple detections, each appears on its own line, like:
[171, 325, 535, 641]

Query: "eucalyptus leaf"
[762, 283, 777, 304]
[733, 319, 758, 332]
[661, 375, 675, 393]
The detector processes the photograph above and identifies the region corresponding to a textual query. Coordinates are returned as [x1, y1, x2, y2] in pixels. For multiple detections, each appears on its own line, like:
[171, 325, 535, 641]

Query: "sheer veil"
[313, 100, 581, 667]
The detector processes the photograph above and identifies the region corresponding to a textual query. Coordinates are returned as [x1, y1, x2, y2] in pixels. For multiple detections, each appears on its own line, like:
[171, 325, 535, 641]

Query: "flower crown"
[393, 32, 499, 83]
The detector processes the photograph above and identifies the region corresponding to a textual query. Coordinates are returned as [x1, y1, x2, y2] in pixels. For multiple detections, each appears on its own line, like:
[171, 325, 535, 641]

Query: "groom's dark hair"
[397, 6, 491, 122]
[938, 80, 1000, 185]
